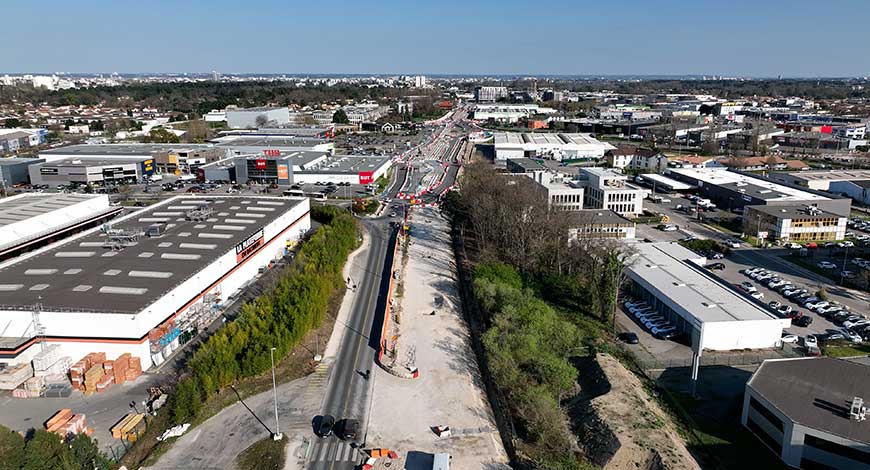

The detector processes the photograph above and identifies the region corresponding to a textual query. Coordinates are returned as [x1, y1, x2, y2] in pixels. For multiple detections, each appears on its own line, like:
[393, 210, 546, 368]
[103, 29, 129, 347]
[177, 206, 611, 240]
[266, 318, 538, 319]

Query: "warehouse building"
[214, 135, 334, 154]
[0, 193, 122, 261]
[226, 106, 291, 129]
[0, 157, 44, 187]
[626, 242, 791, 393]
[769, 169, 870, 191]
[29, 157, 155, 186]
[667, 167, 851, 215]
[197, 156, 239, 183]
[0, 195, 311, 369]
[742, 357, 870, 469]
[493, 132, 615, 161]
[40, 144, 229, 175]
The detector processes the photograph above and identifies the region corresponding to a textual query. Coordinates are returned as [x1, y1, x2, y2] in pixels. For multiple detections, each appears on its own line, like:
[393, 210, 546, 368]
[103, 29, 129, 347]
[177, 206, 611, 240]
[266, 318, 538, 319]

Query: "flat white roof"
[784, 169, 870, 182]
[668, 168, 828, 202]
[627, 242, 783, 324]
[638, 173, 693, 191]
[0, 194, 112, 252]
[493, 132, 616, 151]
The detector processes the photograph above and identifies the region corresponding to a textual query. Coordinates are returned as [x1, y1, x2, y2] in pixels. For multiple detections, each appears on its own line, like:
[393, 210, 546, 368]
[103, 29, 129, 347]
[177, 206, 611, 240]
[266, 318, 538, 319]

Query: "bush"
[168, 206, 358, 424]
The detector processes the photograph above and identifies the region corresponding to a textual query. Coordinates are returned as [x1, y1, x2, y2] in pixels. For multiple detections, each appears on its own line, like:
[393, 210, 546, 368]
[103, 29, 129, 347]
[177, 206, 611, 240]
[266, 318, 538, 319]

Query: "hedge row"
[170, 205, 358, 424]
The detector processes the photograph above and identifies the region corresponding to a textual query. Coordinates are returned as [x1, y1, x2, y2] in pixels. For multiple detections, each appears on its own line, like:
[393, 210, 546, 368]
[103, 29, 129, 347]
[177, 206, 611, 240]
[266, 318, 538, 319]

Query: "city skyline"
[4, 0, 869, 77]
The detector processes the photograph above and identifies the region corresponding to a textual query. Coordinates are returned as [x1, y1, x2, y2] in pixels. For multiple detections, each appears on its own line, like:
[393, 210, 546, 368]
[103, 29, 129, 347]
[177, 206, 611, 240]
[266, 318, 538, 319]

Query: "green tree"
[0, 425, 25, 470]
[22, 430, 75, 470]
[332, 109, 349, 124]
[143, 127, 180, 143]
[68, 434, 112, 470]
[3, 118, 22, 128]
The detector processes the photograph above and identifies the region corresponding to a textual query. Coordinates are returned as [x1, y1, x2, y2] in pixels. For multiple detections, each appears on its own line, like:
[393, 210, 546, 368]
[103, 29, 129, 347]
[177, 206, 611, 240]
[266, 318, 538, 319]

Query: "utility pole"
[270, 347, 282, 441]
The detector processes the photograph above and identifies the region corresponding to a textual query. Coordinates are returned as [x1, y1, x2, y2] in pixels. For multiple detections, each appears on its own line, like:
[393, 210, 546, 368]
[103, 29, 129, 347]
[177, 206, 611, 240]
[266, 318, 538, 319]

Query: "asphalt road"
[308, 219, 396, 470]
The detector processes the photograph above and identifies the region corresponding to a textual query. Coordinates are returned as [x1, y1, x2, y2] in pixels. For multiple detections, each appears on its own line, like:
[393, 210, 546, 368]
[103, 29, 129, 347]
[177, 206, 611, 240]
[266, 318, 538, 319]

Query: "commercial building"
[577, 168, 648, 216]
[0, 193, 121, 261]
[626, 242, 791, 392]
[0, 157, 43, 187]
[493, 132, 616, 161]
[743, 204, 847, 243]
[666, 168, 851, 215]
[568, 210, 635, 239]
[341, 104, 390, 125]
[605, 146, 668, 173]
[233, 152, 391, 186]
[28, 157, 155, 187]
[474, 105, 557, 123]
[0, 195, 311, 369]
[505, 157, 545, 174]
[197, 156, 239, 183]
[215, 135, 334, 154]
[830, 180, 870, 206]
[474, 86, 508, 102]
[769, 169, 870, 191]
[40, 144, 228, 175]
[226, 106, 291, 129]
[0, 128, 47, 153]
[523, 171, 585, 211]
[634, 173, 693, 193]
[742, 357, 870, 469]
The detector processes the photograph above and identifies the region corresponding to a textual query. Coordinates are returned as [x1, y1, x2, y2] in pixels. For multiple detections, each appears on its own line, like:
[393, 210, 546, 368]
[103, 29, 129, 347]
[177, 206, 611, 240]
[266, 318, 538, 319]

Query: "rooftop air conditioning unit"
[850, 397, 866, 422]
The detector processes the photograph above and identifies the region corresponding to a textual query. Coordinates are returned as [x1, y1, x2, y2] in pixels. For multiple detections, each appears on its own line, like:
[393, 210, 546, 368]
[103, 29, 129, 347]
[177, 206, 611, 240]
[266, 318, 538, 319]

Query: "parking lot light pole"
[270, 347, 282, 441]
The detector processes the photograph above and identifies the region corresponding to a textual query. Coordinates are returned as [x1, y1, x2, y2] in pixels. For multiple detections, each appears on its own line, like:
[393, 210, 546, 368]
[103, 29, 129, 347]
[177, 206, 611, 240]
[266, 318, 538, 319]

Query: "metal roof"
[749, 357, 870, 445]
[0, 195, 303, 314]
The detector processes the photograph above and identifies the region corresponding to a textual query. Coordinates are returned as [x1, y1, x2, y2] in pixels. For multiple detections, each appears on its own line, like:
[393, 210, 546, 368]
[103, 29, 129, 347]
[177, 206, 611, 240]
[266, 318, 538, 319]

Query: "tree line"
[0, 426, 113, 470]
[169, 205, 358, 425]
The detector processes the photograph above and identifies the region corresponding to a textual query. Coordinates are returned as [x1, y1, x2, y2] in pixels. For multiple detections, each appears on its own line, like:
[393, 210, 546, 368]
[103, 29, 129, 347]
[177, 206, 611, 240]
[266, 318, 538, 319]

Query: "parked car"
[803, 335, 818, 348]
[706, 263, 726, 270]
[781, 333, 799, 343]
[840, 329, 863, 343]
[817, 261, 837, 270]
[652, 326, 676, 338]
[768, 301, 782, 309]
[792, 315, 813, 327]
[618, 332, 639, 344]
[740, 282, 757, 293]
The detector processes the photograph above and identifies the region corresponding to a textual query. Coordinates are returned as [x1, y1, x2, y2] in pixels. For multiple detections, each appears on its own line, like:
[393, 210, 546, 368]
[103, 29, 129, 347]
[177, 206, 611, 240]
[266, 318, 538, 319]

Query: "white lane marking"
[316, 442, 328, 461]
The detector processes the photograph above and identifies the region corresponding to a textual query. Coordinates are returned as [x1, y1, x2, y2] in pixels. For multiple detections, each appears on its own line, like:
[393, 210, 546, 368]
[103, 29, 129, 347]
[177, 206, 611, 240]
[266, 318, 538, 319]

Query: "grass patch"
[822, 341, 870, 358]
[236, 437, 287, 470]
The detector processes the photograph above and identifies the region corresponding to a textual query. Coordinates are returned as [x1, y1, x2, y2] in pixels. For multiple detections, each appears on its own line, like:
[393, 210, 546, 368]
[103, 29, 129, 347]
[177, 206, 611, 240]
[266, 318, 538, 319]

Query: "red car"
[804, 242, 818, 249]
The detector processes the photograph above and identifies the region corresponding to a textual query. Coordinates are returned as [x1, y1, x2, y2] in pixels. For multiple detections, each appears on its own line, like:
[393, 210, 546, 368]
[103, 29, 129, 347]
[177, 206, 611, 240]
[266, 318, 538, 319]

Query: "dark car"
[618, 332, 639, 344]
[792, 315, 813, 327]
[706, 263, 726, 270]
[314, 415, 335, 438]
[334, 418, 360, 440]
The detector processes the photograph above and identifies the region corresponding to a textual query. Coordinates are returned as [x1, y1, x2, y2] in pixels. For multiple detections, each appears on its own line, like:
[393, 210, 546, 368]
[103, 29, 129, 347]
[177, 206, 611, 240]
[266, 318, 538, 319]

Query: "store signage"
[358, 171, 374, 185]
[263, 149, 281, 157]
[235, 228, 265, 263]
[255, 159, 268, 170]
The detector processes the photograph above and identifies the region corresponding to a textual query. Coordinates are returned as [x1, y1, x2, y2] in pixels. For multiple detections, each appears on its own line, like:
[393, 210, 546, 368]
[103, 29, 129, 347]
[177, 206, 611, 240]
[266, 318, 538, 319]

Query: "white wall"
[702, 318, 790, 351]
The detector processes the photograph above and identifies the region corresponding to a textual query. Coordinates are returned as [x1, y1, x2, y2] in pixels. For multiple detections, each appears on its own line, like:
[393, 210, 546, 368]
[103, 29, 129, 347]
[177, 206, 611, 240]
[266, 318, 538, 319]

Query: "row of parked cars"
[740, 267, 869, 341]
[623, 300, 677, 340]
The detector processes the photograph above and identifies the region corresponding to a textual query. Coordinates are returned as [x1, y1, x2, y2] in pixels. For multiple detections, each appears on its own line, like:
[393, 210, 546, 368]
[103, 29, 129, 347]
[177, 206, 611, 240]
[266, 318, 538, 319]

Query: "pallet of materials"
[45, 409, 89, 438]
[0, 363, 33, 390]
[111, 413, 146, 442]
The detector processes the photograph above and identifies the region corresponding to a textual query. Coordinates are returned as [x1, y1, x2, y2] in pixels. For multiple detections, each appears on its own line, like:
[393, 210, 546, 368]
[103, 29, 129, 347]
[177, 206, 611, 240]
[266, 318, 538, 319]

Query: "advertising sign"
[263, 149, 281, 157]
[40, 167, 58, 175]
[235, 228, 265, 263]
[277, 164, 289, 180]
[255, 159, 268, 170]
[358, 171, 374, 185]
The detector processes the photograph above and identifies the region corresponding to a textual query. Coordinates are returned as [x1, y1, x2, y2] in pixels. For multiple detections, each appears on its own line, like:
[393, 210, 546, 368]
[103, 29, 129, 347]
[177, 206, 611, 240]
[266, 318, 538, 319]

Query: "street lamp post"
[270, 347, 282, 441]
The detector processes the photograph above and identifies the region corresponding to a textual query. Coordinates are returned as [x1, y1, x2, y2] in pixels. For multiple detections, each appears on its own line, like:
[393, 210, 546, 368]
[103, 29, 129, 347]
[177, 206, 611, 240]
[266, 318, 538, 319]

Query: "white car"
[817, 261, 836, 269]
[839, 241, 855, 248]
[781, 333, 799, 344]
[840, 329, 863, 343]
[750, 291, 764, 299]
[662, 224, 678, 232]
[727, 240, 741, 248]
[777, 305, 794, 315]
[844, 319, 870, 329]
[804, 335, 818, 349]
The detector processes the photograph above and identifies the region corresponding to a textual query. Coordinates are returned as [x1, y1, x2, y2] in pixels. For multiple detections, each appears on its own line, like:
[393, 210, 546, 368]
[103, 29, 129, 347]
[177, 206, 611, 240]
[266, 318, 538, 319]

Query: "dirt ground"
[366, 208, 510, 469]
[593, 353, 700, 470]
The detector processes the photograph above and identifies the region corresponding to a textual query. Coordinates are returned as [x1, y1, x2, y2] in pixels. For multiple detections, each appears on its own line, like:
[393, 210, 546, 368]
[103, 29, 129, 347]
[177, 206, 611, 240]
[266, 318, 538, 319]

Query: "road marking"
[316, 442, 328, 461]
[338, 444, 350, 461]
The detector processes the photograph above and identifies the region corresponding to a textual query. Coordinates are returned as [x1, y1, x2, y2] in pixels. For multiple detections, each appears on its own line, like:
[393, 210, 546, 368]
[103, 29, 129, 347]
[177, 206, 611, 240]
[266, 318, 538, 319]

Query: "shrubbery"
[474, 262, 590, 469]
[169, 205, 358, 423]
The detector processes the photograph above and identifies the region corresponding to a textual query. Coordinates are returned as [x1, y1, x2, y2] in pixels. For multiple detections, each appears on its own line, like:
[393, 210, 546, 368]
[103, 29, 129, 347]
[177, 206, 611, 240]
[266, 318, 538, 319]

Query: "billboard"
[358, 171, 374, 185]
[235, 228, 265, 263]
[277, 164, 289, 180]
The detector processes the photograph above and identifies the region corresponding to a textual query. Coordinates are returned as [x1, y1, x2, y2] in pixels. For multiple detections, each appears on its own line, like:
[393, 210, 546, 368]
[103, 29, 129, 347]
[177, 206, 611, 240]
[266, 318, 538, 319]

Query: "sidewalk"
[366, 208, 510, 469]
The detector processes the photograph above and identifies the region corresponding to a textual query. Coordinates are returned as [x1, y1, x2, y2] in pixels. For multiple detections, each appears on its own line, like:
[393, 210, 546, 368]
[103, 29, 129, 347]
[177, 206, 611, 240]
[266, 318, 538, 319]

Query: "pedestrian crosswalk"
[308, 439, 361, 464]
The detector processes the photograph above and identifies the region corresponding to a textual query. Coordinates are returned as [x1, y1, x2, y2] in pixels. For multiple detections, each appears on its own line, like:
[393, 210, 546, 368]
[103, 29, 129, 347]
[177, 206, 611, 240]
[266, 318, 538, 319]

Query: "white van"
[432, 453, 451, 470]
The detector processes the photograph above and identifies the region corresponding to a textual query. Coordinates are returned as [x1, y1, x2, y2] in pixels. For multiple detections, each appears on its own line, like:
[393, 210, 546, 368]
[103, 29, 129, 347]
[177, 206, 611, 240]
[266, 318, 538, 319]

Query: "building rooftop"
[627, 242, 783, 324]
[747, 204, 844, 220]
[39, 157, 149, 167]
[571, 209, 633, 226]
[637, 173, 693, 191]
[227, 106, 286, 113]
[779, 169, 870, 182]
[0, 157, 41, 166]
[216, 136, 329, 148]
[494, 132, 615, 150]
[506, 158, 545, 172]
[41, 144, 218, 157]
[667, 168, 829, 202]
[0, 196, 303, 314]
[300, 155, 391, 175]
[749, 357, 870, 445]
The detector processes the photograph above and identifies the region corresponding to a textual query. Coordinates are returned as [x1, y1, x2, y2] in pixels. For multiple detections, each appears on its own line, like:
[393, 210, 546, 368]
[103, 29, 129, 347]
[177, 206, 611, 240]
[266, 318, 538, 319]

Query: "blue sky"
[4, 0, 868, 76]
